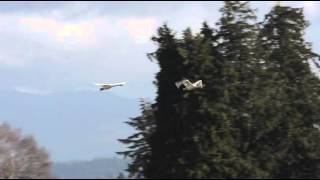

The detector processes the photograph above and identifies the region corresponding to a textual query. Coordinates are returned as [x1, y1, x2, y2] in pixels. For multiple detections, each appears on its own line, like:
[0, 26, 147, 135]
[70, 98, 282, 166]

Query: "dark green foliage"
[250, 5, 320, 178]
[146, 24, 188, 178]
[117, 100, 155, 179]
[120, 1, 320, 179]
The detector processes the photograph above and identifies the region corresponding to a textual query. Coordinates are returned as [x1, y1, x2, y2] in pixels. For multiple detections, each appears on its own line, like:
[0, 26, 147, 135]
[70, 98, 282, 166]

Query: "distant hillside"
[53, 157, 129, 179]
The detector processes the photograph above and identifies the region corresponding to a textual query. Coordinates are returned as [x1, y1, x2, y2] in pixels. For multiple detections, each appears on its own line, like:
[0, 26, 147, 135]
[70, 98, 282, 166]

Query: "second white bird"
[175, 79, 204, 91]
[95, 82, 126, 91]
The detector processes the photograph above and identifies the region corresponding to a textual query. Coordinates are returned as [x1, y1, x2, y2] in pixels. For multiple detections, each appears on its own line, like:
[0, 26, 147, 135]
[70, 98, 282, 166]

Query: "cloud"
[20, 15, 155, 51]
[14, 87, 52, 96]
[0, 13, 158, 71]
[19, 16, 97, 48]
[19, 15, 159, 47]
[119, 17, 158, 44]
[0, 11, 159, 99]
[0, 1, 318, 100]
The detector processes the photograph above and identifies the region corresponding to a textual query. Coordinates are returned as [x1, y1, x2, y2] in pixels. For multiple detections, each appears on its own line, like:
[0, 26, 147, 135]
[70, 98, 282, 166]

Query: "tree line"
[119, 1, 320, 179]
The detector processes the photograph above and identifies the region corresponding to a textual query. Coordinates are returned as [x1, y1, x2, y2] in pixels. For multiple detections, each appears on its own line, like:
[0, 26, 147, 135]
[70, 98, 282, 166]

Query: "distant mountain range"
[53, 157, 129, 179]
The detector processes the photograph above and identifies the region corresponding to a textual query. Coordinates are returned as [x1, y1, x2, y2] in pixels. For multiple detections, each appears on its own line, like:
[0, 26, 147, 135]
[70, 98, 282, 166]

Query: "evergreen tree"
[173, 26, 217, 178]
[249, 4, 320, 178]
[147, 20, 246, 178]
[145, 24, 187, 178]
[118, 99, 155, 179]
[121, 2, 320, 179]
[175, 23, 248, 178]
[215, 1, 263, 177]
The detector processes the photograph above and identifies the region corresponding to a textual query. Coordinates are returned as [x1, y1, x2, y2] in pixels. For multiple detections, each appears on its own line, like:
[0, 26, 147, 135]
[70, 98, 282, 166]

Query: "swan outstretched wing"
[182, 80, 195, 89]
[194, 80, 203, 87]
[110, 82, 126, 86]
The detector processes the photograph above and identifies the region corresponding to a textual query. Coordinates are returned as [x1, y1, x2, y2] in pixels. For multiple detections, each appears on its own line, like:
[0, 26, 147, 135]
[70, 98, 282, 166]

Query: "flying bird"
[175, 79, 204, 91]
[95, 82, 126, 91]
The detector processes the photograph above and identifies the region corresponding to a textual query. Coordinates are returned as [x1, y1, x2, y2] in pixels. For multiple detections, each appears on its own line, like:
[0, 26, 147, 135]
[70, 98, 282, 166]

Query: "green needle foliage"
[119, 1, 320, 179]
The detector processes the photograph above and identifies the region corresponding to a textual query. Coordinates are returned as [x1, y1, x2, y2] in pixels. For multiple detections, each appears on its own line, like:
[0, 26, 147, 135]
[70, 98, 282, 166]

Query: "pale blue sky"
[0, 1, 319, 162]
[0, 1, 319, 99]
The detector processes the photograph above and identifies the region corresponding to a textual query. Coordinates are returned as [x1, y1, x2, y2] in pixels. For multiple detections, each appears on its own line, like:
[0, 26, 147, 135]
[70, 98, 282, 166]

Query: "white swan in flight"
[175, 79, 204, 91]
[95, 82, 126, 91]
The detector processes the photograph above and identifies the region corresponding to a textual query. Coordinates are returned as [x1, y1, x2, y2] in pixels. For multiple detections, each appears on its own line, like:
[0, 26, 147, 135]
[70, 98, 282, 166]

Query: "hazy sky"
[0, 1, 319, 162]
[0, 1, 319, 99]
